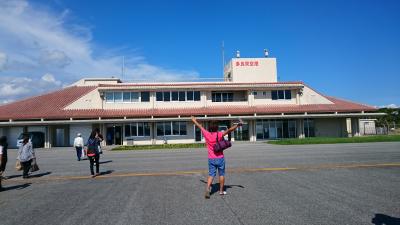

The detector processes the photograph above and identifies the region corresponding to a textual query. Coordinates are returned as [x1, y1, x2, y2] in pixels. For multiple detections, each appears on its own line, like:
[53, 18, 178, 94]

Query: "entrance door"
[106, 125, 122, 145]
[234, 123, 249, 141]
[195, 126, 202, 141]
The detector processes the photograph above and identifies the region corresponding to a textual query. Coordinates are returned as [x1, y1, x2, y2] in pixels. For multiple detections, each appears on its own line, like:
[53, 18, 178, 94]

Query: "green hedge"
[268, 135, 400, 145]
[112, 143, 205, 151]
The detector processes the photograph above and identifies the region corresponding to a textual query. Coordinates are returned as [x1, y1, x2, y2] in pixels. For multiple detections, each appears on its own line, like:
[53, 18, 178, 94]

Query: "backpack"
[86, 138, 97, 157]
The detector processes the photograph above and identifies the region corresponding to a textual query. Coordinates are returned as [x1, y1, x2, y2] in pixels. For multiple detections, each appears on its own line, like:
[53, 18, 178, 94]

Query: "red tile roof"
[0, 85, 377, 121]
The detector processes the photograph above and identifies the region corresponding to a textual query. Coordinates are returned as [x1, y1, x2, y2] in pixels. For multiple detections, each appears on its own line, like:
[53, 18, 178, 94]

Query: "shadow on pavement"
[0, 183, 31, 192]
[6, 174, 23, 179]
[99, 170, 114, 176]
[200, 179, 245, 196]
[30, 171, 52, 178]
[99, 160, 113, 164]
[372, 213, 400, 225]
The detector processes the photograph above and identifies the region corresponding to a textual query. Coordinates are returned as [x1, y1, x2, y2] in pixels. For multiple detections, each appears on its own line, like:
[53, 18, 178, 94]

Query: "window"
[253, 91, 258, 96]
[124, 125, 131, 137]
[222, 93, 228, 102]
[173, 122, 180, 135]
[180, 122, 187, 135]
[278, 90, 284, 99]
[179, 92, 186, 101]
[304, 119, 315, 137]
[125, 123, 151, 137]
[156, 122, 187, 136]
[255, 119, 297, 140]
[131, 92, 139, 102]
[114, 92, 122, 102]
[131, 123, 137, 136]
[141, 92, 150, 102]
[157, 123, 164, 136]
[271, 90, 278, 100]
[144, 123, 151, 136]
[187, 91, 194, 101]
[123, 92, 131, 102]
[194, 91, 200, 101]
[105, 92, 114, 102]
[271, 90, 292, 100]
[212, 92, 234, 102]
[285, 90, 291, 100]
[165, 122, 172, 135]
[171, 91, 179, 101]
[163, 92, 170, 102]
[263, 91, 267, 96]
[137, 123, 144, 136]
[156, 92, 163, 101]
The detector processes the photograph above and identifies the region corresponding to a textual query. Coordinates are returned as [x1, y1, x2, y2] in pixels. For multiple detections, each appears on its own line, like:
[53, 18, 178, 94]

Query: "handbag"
[15, 160, 22, 171]
[213, 132, 232, 152]
[30, 158, 39, 172]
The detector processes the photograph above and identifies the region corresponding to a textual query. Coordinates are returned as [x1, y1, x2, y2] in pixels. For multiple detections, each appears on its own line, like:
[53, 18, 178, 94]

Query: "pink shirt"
[201, 127, 225, 159]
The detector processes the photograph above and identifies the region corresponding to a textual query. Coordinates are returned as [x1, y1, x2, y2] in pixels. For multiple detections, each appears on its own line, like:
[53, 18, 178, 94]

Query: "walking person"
[86, 130, 101, 178]
[73, 133, 84, 161]
[0, 136, 8, 176]
[0, 136, 8, 189]
[191, 116, 242, 198]
[94, 128, 104, 154]
[17, 136, 35, 179]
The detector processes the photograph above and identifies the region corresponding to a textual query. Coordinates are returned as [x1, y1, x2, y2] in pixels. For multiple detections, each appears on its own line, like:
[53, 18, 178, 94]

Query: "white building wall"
[225, 58, 277, 83]
[65, 89, 103, 110]
[300, 85, 333, 105]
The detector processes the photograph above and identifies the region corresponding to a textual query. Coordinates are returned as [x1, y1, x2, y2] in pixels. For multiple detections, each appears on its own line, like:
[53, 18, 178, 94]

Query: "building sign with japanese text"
[235, 61, 259, 67]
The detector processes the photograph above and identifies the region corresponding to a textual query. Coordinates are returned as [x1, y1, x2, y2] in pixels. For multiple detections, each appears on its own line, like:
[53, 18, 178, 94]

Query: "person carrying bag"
[191, 116, 242, 198]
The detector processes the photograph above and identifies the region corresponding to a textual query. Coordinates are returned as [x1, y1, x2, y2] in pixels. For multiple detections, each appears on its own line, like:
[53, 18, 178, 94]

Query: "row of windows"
[157, 122, 187, 136]
[105, 90, 292, 103]
[156, 91, 201, 102]
[124, 122, 151, 137]
[106, 92, 150, 103]
[271, 90, 292, 100]
[256, 119, 297, 139]
[211, 92, 234, 102]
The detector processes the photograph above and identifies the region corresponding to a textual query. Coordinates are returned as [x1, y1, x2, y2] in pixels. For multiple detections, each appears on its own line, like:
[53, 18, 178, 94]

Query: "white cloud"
[0, 75, 64, 104]
[40, 50, 72, 68]
[379, 104, 399, 109]
[41, 73, 62, 86]
[0, 0, 199, 104]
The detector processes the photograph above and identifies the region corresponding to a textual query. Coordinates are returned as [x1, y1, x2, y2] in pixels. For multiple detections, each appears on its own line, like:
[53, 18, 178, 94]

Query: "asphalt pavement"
[0, 142, 399, 225]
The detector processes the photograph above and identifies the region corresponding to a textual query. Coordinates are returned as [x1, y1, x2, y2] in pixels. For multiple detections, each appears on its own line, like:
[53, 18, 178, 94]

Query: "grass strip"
[268, 135, 400, 145]
[112, 143, 205, 151]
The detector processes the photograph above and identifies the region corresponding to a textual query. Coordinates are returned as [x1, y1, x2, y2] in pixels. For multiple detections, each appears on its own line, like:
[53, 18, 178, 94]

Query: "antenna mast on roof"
[222, 40, 225, 76]
[121, 56, 125, 80]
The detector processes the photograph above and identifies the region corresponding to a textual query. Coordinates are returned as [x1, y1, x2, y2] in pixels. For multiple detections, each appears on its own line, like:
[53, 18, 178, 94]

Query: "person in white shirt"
[17, 136, 35, 179]
[73, 133, 84, 161]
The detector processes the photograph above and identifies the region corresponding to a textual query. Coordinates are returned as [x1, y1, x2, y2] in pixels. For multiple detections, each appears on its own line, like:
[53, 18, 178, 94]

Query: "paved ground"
[1, 142, 399, 225]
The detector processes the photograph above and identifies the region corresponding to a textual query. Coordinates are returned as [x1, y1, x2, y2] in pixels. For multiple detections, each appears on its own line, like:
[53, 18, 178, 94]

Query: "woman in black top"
[0, 136, 8, 175]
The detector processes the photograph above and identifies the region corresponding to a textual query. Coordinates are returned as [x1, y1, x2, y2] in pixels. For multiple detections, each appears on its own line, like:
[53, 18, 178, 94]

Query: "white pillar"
[346, 118, 352, 137]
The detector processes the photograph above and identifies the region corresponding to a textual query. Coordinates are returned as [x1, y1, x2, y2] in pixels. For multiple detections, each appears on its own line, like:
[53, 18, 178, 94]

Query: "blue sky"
[0, 0, 399, 107]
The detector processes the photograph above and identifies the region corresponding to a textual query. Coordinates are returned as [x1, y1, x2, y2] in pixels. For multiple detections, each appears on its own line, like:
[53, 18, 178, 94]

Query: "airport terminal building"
[0, 55, 383, 148]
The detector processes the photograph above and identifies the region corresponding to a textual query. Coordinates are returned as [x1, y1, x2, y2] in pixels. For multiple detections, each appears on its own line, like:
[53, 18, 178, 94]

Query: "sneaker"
[219, 191, 227, 195]
[205, 188, 210, 199]
[96, 173, 100, 176]
[91, 174, 96, 178]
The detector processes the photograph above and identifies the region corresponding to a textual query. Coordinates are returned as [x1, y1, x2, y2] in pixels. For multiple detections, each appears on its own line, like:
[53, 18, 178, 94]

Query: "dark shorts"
[208, 158, 225, 177]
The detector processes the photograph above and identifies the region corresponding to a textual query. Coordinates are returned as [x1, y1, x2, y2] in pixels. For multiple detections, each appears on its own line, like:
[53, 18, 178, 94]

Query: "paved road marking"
[3, 162, 400, 183]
